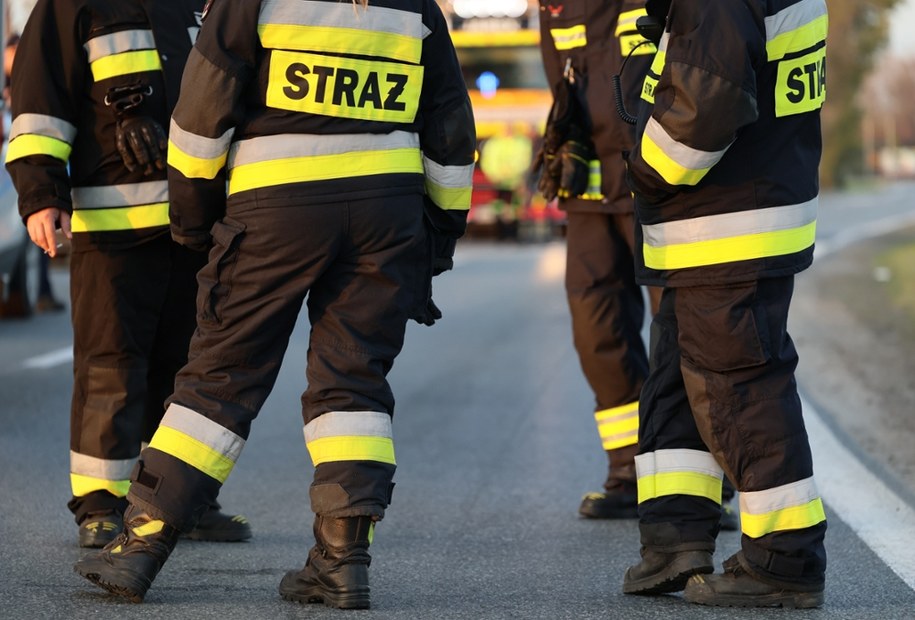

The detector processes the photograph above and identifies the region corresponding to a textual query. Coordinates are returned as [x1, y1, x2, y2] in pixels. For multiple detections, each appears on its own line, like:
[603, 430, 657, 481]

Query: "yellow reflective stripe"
[5, 135, 72, 163]
[642, 219, 816, 270]
[641, 126, 719, 187]
[71, 473, 131, 497]
[637, 471, 723, 504]
[775, 46, 826, 117]
[425, 183, 471, 211]
[132, 520, 166, 536]
[616, 9, 647, 35]
[641, 43, 666, 103]
[90, 50, 162, 81]
[741, 497, 826, 538]
[595, 401, 639, 449]
[168, 139, 227, 180]
[148, 425, 236, 483]
[621, 34, 655, 56]
[258, 23, 422, 64]
[266, 50, 422, 123]
[550, 25, 586, 50]
[228, 148, 423, 194]
[70, 202, 168, 233]
[766, 14, 828, 62]
[307, 435, 396, 466]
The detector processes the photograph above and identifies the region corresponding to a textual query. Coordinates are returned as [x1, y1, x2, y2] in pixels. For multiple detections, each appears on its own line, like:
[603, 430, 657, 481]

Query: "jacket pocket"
[196, 217, 246, 326]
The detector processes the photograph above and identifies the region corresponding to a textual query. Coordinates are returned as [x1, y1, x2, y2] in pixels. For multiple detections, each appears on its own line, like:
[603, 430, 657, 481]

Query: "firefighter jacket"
[166, 0, 476, 251]
[627, 0, 827, 287]
[5, 0, 204, 252]
[538, 0, 654, 213]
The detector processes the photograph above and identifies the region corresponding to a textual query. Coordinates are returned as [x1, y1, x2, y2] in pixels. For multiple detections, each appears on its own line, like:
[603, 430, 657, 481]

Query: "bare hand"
[25, 208, 72, 258]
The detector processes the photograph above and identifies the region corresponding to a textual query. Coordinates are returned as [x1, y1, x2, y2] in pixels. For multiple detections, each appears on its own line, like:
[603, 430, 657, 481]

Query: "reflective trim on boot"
[78, 511, 124, 548]
[73, 505, 179, 603]
[684, 553, 824, 608]
[623, 549, 715, 595]
[279, 516, 373, 609]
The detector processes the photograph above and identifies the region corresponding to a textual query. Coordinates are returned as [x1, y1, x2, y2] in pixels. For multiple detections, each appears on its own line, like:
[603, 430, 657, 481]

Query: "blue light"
[477, 71, 499, 99]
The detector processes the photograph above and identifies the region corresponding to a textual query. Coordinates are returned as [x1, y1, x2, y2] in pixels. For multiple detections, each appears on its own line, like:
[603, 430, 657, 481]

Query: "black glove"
[555, 140, 593, 199]
[116, 116, 168, 175]
[411, 296, 443, 327]
[106, 81, 167, 175]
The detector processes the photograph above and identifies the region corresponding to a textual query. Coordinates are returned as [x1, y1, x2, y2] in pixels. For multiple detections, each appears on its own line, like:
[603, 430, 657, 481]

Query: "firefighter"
[535, 0, 738, 527]
[5, 0, 250, 547]
[621, 0, 828, 607]
[74, 0, 475, 607]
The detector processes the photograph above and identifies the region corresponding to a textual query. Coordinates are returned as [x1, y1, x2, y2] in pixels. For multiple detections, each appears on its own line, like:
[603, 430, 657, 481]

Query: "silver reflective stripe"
[161, 404, 246, 461]
[304, 411, 393, 442]
[70, 451, 136, 480]
[228, 131, 420, 168]
[84, 30, 157, 63]
[739, 476, 820, 515]
[10, 113, 78, 143]
[422, 156, 474, 189]
[765, 0, 825, 43]
[642, 198, 818, 247]
[71, 180, 168, 209]
[634, 448, 723, 479]
[259, 0, 428, 40]
[169, 119, 235, 160]
[644, 117, 730, 174]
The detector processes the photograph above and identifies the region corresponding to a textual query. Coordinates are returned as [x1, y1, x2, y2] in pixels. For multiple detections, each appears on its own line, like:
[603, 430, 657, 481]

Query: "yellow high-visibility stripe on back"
[70, 473, 131, 498]
[258, 24, 422, 64]
[70, 203, 169, 233]
[5, 135, 72, 163]
[90, 50, 162, 81]
[148, 425, 236, 483]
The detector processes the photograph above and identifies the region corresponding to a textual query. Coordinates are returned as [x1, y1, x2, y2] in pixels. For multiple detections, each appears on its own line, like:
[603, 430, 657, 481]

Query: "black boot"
[78, 510, 124, 548]
[623, 548, 715, 595]
[579, 447, 639, 519]
[684, 552, 824, 608]
[183, 501, 252, 542]
[279, 515, 373, 609]
[74, 504, 179, 603]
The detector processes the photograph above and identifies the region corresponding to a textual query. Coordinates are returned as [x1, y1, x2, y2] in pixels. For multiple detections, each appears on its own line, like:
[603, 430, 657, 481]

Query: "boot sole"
[74, 563, 149, 603]
[280, 587, 370, 610]
[623, 551, 714, 595]
[684, 582, 824, 608]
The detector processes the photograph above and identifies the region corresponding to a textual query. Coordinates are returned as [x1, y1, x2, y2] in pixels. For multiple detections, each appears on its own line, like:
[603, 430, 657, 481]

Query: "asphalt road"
[1, 182, 914, 618]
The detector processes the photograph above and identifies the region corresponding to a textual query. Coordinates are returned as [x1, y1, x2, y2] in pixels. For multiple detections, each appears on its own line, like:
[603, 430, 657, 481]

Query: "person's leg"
[623, 287, 721, 595]
[279, 193, 426, 609]
[68, 242, 170, 547]
[144, 241, 251, 542]
[677, 277, 826, 607]
[565, 211, 649, 518]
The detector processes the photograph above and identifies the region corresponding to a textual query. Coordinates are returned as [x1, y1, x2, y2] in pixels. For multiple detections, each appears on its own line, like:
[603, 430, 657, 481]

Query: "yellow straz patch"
[266, 50, 423, 123]
[775, 46, 826, 117]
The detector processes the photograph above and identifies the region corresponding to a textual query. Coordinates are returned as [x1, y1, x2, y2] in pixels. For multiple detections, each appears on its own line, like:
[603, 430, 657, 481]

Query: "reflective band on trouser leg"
[595, 401, 639, 450]
[635, 448, 723, 505]
[739, 476, 826, 538]
[304, 411, 396, 467]
[146, 403, 246, 483]
[70, 451, 136, 497]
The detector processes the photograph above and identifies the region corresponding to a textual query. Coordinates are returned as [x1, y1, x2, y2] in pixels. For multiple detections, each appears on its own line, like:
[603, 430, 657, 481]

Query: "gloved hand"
[411, 296, 443, 327]
[116, 116, 168, 176]
[554, 139, 594, 199]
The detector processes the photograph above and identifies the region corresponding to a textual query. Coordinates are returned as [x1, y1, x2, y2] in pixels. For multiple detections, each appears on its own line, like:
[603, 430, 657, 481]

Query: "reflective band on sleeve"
[70, 203, 169, 232]
[266, 50, 423, 123]
[71, 473, 131, 498]
[84, 29, 157, 63]
[423, 156, 473, 211]
[70, 451, 136, 480]
[740, 477, 826, 538]
[5, 135, 72, 163]
[641, 199, 817, 270]
[90, 50, 162, 82]
[259, 0, 425, 63]
[550, 25, 586, 50]
[765, 0, 828, 61]
[304, 411, 396, 467]
[147, 404, 247, 483]
[635, 449, 723, 504]
[595, 402, 639, 450]
[168, 120, 234, 180]
[10, 113, 78, 142]
[642, 118, 729, 187]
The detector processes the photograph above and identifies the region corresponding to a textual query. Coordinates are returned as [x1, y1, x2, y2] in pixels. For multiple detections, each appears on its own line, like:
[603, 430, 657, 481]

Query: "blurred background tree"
[823, 0, 904, 187]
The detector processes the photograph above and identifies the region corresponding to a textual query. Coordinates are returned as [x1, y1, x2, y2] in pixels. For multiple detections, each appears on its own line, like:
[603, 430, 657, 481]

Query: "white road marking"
[22, 347, 72, 369]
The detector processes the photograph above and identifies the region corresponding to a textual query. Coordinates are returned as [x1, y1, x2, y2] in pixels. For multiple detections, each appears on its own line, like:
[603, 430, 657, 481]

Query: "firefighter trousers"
[565, 211, 660, 483]
[636, 276, 827, 587]
[68, 236, 205, 524]
[128, 193, 428, 530]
